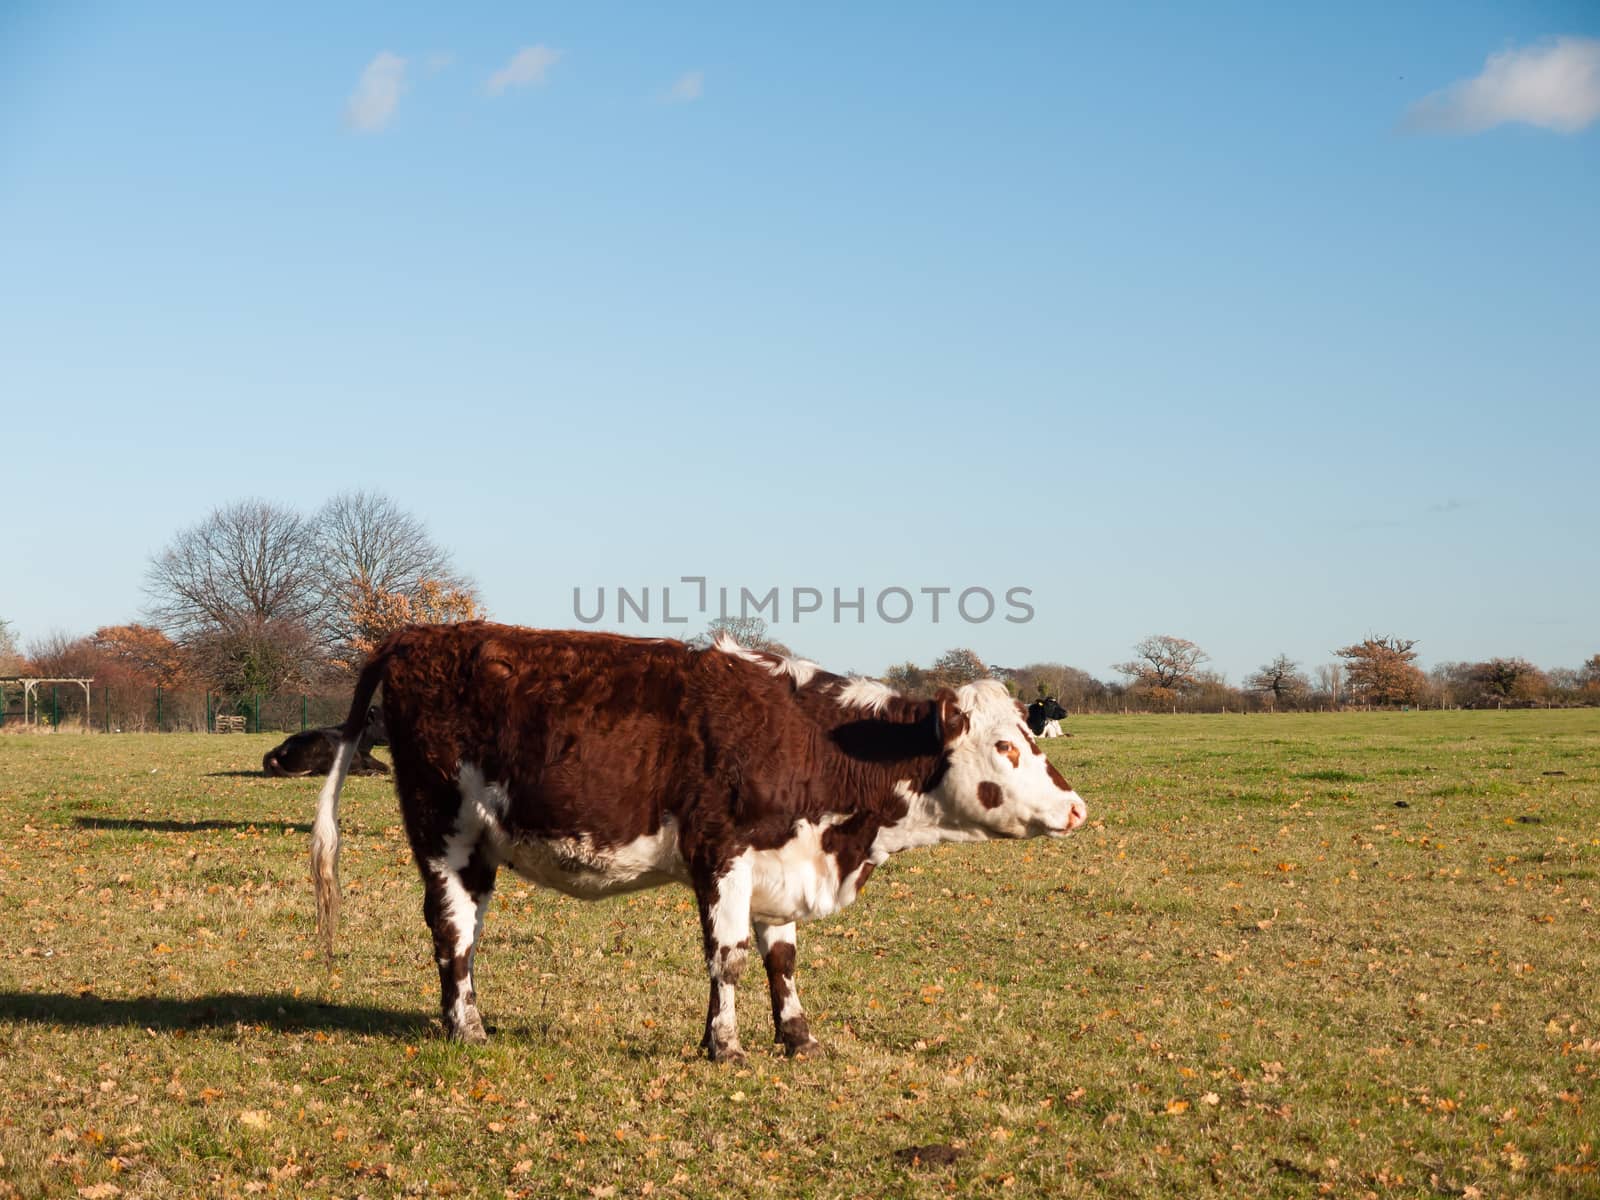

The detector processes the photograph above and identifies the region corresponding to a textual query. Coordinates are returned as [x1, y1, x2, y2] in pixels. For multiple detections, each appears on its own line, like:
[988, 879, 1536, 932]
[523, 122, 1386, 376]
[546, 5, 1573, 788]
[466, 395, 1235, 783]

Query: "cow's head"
[928, 682, 1087, 837]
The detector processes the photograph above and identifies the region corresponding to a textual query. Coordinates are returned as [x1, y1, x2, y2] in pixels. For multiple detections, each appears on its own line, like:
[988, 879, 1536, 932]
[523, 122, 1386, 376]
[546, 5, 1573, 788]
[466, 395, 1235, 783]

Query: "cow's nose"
[1065, 796, 1087, 831]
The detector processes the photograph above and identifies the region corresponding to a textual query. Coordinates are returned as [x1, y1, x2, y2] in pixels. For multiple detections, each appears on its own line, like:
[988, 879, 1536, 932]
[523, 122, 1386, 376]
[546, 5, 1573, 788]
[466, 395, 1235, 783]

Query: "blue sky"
[3, 2, 1597, 681]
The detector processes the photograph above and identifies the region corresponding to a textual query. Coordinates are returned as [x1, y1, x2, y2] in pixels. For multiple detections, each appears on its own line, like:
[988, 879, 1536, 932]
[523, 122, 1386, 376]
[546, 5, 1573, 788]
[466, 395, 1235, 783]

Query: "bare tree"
[144, 493, 485, 692]
[1190, 671, 1248, 711]
[145, 499, 327, 692]
[1580, 654, 1600, 704]
[24, 630, 99, 678]
[1428, 661, 1472, 707]
[146, 499, 321, 640]
[1114, 635, 1209, 697]
[1470, 657, 1546, 705]
[929, 647, 990, 688]
[1314, 662, 1343, 704]
[1245, 653, 1309, 708]
[0, 618, 20, 675]
[883, 661, 929, 694]
[1545, 667, 1581, 705]
[1010, 662, 1107, 709]
[689, 616, 791, 656]
[1335, 636, 1425, 706]
[186, 616, 320, 697]
[313, 491, 472, 648]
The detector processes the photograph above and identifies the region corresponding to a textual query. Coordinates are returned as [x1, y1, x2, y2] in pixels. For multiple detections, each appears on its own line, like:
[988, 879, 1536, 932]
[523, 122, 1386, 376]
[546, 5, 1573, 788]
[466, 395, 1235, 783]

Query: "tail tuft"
[310, 647, 390, 959]
[310, 740, 356, 958]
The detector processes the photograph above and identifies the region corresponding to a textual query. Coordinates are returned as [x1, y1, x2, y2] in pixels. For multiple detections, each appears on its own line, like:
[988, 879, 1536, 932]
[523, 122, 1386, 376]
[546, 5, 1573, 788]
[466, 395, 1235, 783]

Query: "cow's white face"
[928, 682, 1088, 838]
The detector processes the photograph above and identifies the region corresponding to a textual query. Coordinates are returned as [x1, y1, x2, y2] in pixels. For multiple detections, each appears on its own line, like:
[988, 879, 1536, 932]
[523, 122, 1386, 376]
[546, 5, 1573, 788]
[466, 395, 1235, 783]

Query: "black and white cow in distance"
[264, 706, 388, 777]
[1027, 697, 1068, 739]
[312, 623, 1088, 1060]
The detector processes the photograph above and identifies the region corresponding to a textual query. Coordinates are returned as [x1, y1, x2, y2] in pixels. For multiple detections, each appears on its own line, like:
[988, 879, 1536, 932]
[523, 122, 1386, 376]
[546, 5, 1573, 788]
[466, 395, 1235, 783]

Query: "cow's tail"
[311, 649, 390, 958]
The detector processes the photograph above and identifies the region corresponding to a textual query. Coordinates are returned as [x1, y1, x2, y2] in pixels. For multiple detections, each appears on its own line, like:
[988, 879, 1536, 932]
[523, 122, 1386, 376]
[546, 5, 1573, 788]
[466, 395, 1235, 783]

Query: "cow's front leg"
[694, 852, 753, 1063]
[756, 921, 822, 1057]
[422, 847, 497, 1044]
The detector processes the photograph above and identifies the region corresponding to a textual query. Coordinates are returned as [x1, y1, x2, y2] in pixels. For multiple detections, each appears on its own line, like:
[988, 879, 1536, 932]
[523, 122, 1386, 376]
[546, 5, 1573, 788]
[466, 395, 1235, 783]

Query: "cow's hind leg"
[755, 921, 822, 1057]
[422, 845, 497, 1043]
[693, 852, 753, 1063]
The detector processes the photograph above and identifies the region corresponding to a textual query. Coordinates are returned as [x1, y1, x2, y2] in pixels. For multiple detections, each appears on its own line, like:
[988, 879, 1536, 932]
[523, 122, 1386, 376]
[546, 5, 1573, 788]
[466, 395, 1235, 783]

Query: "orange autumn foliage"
[342, 577, 485, 665]
[90, 623, 189, 689]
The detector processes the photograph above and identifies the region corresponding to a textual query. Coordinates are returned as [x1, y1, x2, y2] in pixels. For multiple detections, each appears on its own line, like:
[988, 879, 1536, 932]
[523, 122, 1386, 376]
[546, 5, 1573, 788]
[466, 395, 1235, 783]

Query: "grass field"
[1, 711, 1596, 1198]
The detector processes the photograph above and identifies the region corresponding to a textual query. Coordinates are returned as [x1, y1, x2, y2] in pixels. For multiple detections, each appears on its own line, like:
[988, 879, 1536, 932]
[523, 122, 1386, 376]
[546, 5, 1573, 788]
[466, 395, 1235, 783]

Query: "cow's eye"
[995, 741, 1013, 754]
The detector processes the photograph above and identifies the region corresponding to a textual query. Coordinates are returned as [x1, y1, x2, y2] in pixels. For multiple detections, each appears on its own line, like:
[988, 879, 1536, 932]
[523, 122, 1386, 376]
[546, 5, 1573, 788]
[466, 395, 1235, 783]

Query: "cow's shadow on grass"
[73, 817, 314, 834]
[0, 991, 428, 1036]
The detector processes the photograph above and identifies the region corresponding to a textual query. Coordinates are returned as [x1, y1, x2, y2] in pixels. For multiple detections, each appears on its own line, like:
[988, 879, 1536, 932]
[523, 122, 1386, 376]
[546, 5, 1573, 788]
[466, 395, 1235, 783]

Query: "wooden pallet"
[214, 715, 247, 733]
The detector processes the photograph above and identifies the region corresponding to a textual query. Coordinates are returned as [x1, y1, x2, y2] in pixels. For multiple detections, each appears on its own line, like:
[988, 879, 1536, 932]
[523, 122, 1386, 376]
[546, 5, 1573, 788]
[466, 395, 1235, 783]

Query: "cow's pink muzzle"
[1049, 793, 1088, 835]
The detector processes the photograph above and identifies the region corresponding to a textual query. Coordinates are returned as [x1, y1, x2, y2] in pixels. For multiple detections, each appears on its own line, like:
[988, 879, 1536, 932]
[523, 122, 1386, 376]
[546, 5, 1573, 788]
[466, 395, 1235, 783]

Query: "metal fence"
[0, 684, 353, 734]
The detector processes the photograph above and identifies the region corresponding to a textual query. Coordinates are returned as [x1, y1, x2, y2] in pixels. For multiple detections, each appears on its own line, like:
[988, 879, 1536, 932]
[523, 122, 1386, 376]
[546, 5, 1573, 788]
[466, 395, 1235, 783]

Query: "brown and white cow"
[311, 622, 1087, 1061]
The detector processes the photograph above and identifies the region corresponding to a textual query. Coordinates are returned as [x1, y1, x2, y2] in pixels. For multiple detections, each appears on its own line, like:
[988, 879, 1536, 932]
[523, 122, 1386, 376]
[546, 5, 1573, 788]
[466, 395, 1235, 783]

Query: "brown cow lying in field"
[312, 624, 1087, 1059]
[264, 706, 388, 777]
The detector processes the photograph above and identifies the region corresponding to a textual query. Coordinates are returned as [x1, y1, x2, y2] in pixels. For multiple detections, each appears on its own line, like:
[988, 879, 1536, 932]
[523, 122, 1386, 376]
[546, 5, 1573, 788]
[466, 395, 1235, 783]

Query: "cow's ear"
[934, 688, 968, 746]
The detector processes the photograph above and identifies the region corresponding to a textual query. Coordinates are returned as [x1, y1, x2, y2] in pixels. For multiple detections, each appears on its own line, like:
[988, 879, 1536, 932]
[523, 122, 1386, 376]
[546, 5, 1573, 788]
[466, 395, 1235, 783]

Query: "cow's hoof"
[706, 1042, 747, 1064]
[784, 1038, 825, 1059]
[447, 1012, 489, 1045]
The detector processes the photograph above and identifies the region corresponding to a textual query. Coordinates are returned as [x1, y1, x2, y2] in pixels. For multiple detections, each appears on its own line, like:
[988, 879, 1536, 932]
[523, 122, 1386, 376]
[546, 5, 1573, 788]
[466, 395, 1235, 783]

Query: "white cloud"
[1406, 36, 1600, 133]
[665, 70, 704, 103]
[344, 51, 408, 133]
[486, 45, 561, 95]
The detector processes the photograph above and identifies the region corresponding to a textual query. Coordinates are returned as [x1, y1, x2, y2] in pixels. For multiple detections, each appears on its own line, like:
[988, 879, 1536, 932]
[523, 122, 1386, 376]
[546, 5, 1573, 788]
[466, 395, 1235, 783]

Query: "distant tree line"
[8, 559, 1598, 726]
[6, 493, 483, 720]
[878, 632, 1600, 712]
[682, 620, 1598, 711]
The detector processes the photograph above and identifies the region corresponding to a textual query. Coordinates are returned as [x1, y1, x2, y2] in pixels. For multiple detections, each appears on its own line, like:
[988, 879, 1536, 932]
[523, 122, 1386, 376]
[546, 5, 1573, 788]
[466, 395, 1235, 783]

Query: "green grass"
[1, 710, 1597, 1198]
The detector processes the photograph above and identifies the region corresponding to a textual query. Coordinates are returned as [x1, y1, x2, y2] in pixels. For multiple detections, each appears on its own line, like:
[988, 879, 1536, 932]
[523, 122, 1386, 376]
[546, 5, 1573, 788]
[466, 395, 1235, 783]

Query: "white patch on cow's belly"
[457, 762, 688, 899]
[504, 821, 688, 899]
[750, 817, 864, 924]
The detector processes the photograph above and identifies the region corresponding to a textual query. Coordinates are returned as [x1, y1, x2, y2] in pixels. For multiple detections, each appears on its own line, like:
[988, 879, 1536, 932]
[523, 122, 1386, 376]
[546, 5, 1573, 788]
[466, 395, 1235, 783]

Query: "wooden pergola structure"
[0, 677, 95, 727]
